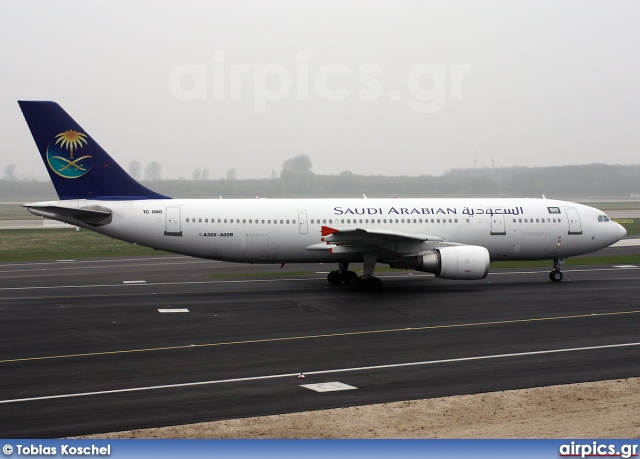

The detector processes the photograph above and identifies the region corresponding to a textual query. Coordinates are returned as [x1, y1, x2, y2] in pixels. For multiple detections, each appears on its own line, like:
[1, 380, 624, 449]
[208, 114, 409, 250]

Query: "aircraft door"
[565, 208, 582, 235]
[164, 207, 182, 236]
[298, 212, 308, 234]
[490, 214, 506, 235]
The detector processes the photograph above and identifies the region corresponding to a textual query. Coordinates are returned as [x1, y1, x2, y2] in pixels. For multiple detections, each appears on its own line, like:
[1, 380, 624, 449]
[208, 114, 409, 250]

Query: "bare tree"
[226, 168, 237, 180]
[128, 160, 141, 179]
[202, 168, 210, 180]
[4, 164, 17, 181]
[144, 161, 162, 181]
[192, 168, 202, 180]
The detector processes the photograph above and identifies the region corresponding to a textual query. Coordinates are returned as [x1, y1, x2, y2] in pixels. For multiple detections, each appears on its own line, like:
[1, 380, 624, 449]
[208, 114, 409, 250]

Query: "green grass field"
[0, 229, 166, 262]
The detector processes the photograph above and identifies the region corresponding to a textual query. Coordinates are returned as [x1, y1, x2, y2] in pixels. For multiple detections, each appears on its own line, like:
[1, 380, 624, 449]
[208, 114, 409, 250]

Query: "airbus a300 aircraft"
[19, 101, 626, 291]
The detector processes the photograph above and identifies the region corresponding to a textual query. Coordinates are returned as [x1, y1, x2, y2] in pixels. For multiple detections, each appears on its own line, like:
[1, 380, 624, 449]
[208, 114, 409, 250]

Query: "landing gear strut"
[549, 258, 563, 282]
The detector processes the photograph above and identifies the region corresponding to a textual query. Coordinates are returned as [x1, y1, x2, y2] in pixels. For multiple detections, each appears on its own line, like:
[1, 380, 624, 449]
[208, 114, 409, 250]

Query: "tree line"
[2, 160, 640, 200]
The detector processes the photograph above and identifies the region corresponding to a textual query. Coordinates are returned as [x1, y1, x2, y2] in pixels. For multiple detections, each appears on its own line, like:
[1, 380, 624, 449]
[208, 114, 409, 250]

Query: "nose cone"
[617, 222, 627, 240]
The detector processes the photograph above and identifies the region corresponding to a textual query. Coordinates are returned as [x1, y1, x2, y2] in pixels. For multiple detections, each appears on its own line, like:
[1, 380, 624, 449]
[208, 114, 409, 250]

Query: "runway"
[1, 252, 639, 437]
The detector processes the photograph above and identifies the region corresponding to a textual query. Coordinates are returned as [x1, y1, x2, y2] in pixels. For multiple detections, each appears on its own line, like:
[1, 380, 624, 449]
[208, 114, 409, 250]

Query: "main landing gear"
[326, 258, 384, 292]
[549, 258, 563, 282]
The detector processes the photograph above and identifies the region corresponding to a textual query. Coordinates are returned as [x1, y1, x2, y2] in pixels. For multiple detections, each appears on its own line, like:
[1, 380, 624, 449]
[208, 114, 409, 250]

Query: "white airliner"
[19, 101, 627, 291]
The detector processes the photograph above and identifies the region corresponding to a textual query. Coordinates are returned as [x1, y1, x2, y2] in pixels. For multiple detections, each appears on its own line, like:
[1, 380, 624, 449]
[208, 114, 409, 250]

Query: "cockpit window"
[598, 215, 610, 222]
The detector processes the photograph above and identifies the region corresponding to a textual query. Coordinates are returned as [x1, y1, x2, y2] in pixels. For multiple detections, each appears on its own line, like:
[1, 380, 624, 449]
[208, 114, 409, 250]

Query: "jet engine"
[393, 246, 490, 280]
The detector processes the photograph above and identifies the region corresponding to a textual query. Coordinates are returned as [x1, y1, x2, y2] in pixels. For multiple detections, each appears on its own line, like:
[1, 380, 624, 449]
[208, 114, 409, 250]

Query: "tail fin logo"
[46, 130, 93, 179]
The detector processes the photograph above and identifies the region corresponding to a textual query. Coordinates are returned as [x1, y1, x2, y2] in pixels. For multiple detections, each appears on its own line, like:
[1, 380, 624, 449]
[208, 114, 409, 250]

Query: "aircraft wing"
[305, 225, 449, 255]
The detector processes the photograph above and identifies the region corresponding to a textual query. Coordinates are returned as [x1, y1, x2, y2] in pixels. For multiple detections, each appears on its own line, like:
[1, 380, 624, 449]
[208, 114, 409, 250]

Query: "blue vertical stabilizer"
[19, 101, 170, 200]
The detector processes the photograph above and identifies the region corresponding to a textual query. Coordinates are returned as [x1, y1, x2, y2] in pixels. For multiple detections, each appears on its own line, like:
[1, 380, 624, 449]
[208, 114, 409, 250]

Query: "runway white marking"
[158, 309, 189, 313]
[123, 280, 146, 284]
[611, 238, 640, 247]
[301, 382, 358, 392]
[1, 341, 638, 405]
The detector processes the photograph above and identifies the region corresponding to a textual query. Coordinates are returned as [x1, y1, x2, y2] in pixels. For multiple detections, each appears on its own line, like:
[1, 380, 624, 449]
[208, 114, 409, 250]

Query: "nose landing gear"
[549, 258, 563, 282]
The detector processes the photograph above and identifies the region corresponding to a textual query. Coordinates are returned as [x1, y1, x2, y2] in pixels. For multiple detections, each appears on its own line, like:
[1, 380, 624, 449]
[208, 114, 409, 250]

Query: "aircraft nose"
[618, 222, 627, 240]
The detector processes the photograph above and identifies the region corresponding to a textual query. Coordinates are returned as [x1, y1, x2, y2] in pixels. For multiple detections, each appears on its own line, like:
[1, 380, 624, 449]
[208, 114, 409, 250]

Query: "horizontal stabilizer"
[24, 203, 112, 226]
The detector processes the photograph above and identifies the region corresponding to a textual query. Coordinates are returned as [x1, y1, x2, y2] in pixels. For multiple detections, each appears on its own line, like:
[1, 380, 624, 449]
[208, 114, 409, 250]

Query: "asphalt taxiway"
[1, 250, 639, 437]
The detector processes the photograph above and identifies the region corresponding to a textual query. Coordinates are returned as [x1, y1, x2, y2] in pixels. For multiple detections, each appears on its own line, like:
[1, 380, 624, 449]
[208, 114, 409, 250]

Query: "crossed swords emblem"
[50, 155, 93, 171]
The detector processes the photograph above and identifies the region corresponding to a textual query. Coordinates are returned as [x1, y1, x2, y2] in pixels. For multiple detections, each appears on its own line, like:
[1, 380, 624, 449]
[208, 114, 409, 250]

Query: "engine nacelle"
[414, 246, 490, 280]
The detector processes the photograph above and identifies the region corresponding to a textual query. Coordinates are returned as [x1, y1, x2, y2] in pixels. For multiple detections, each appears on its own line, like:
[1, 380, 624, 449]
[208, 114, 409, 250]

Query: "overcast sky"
[2, 0, 639, 181]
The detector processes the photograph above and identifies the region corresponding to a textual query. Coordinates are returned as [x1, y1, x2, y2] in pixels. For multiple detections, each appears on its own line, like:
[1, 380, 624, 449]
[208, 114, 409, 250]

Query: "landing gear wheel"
[348, 276, 367, 292]
[342, 271, 358, 285]
[549, 269, 563, 282]
[327, 271, 343, 286]
[366, 276, 383, 291]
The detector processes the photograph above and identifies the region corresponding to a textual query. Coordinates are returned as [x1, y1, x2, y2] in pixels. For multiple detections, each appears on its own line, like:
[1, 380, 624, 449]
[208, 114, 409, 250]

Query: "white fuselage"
[35, 197, 626, 265]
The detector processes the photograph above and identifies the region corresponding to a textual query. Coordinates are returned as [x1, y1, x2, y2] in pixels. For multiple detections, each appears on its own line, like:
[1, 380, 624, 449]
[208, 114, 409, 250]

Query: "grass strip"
[0, 228, 166, 262]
